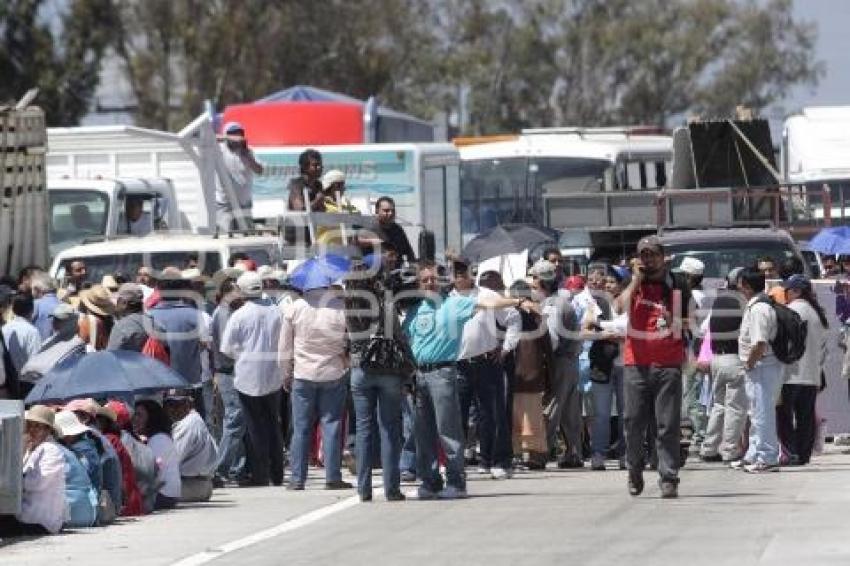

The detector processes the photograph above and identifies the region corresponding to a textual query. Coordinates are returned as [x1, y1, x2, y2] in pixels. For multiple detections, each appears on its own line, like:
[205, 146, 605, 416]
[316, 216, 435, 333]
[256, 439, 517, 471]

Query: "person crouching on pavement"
[615, 235, 692, 499]
[402, 261, 535, 499]
[164, 391, 219, 501]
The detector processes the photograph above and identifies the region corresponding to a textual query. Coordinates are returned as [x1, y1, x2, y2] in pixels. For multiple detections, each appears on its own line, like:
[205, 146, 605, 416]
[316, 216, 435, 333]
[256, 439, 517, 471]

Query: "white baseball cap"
[236, 271, 263, 297]
[678, 257, 705, 276]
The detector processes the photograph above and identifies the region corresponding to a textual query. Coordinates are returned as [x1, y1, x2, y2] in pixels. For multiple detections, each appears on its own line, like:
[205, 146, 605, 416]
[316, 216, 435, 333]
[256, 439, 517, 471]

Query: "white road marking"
[170, 494, 361, 566]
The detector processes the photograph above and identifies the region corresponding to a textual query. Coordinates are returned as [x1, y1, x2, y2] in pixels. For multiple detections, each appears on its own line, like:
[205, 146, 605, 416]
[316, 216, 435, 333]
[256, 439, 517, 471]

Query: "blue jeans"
[414, 366, 466, 491]
[214, 373, 246, 479]
[289, 376, 348, 485]
[591, 366, 625, 458]
[744, 359, 783, 465]
[400, 392, 417, 475]
[350, 367, 403, 497]
[458, 359, 512, 469]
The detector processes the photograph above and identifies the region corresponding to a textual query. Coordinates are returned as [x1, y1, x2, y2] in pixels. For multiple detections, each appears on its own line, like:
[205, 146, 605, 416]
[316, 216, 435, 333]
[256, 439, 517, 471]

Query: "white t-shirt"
[785, 299, 827, 386]
[19, 440, 67, 533]
[147, 433, 182, 499]
[215, 142, 255, 209]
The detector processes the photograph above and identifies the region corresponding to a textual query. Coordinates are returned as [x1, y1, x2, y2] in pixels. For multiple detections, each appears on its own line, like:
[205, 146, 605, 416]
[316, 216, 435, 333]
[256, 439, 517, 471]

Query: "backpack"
[756, 296, 807, 364]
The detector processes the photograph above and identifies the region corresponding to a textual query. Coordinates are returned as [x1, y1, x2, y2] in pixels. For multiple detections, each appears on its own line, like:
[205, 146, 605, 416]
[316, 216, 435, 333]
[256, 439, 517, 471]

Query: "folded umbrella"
[807, 226, 850, 256]
[462, 224, 559, 263]
[288, 253, 351, 291]
[24, 350, 191, 405]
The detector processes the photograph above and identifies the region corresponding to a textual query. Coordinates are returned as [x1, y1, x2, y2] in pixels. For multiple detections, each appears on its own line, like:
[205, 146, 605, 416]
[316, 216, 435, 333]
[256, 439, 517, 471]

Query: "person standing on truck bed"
[286, 149, 325, 212]
[216, 122, 264, 232]
[358, 197, 416, 262]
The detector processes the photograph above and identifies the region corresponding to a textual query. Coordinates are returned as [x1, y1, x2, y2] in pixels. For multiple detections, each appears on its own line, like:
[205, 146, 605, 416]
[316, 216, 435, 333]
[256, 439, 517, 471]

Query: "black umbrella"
[462, 224, 560, 263]
[24, 350, 191, 405]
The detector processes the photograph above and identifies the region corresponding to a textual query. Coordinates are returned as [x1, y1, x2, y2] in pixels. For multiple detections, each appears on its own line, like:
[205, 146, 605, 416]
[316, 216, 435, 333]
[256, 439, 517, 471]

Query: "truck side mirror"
[419, 229, 436, 262]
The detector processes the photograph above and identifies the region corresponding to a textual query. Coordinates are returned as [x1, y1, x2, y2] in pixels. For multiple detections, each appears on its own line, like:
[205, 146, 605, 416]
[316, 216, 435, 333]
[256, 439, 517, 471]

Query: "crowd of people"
[0, 162, 841, 538]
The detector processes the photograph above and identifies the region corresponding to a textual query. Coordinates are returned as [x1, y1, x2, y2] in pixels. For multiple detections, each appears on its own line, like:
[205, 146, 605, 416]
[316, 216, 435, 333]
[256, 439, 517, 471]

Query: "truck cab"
[47, 177, 180, 258]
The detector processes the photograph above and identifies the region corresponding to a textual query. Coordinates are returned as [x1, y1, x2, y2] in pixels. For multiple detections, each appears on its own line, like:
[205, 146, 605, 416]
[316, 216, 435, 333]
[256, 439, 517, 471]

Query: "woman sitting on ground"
[0, 406, 66, 536]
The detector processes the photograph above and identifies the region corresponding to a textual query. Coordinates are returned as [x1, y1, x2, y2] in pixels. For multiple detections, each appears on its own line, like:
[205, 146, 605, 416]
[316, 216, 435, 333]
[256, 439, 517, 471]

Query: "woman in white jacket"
[779, 275, 829, 466]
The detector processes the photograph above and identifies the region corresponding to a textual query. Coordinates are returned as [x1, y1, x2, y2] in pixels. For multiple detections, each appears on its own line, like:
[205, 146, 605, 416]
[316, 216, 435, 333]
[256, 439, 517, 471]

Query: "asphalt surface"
[4, 448, 850, 566]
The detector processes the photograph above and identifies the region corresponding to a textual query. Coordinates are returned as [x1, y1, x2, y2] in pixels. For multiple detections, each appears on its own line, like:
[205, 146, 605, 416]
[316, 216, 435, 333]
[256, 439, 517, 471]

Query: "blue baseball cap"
[782, 274, 811, 291]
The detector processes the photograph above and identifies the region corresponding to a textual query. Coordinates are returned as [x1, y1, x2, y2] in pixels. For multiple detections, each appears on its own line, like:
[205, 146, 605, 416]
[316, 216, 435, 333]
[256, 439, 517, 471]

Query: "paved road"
[4, 448, 850, 566]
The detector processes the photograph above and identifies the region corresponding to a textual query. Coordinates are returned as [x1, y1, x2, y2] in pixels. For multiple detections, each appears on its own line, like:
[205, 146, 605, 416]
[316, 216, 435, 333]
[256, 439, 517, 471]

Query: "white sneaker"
[744, 462, 780, 474]
[476, 465, 491, 475]
[438, 486, 468, 499]
[729, 459, 750, 470]
[490, 467, 512, 480]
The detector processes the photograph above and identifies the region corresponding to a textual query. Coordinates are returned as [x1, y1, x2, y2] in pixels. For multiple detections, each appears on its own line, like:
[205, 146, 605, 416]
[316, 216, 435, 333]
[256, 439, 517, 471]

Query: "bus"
[457, 128, 673, 245]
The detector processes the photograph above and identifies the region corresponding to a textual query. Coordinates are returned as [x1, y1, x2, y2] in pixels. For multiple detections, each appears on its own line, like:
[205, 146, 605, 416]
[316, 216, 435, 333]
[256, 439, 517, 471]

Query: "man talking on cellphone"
[216, 122, 264, 231]
[615, 235, 692, 499]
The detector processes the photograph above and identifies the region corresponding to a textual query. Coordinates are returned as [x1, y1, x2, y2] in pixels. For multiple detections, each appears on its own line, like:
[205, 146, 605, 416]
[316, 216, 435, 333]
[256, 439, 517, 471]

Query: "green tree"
[0, 0, 115, 125]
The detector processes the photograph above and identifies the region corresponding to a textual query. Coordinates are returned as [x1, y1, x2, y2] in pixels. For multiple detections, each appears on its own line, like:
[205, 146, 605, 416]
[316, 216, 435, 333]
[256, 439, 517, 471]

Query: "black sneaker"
[699, 454, 723, 463]
[359, 492, 372, 502]
[557, 456, 584, 469]
[400, 471, 417, 483]
[325, 480, 353, 490]
[659, 479, 678, 499]
[286, 482, 304, 491]
[628, 471, 644, 496]
[386, 490, 406, 502]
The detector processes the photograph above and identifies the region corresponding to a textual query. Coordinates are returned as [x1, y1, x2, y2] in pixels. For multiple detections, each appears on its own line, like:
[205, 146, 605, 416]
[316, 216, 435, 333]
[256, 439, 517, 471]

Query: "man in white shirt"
[119, 196, 154, 236]
[215, 122, 264, 231]
[736, 267, 781, 473]
[166, 393, 219, 501]
[454, 265, 521, 480]
[220, 272, 283, 487]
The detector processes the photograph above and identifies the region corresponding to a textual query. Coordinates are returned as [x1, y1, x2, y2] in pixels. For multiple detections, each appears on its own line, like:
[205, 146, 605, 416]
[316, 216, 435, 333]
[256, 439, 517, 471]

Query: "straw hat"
[79, 285, 115, 316]
[25, 405, 56, 428]
[54, 410, 90, 437]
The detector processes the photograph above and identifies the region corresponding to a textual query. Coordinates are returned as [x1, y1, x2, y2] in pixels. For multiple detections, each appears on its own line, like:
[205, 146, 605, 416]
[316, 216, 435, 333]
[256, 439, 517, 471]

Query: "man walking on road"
[616, 236, 691, 498]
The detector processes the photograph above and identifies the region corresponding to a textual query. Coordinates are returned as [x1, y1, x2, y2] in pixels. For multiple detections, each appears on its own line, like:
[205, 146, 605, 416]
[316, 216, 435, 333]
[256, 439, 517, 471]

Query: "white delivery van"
[50, 233, 284, 285]
[251, 143, 462, 258]
[47, 177, 181, 257]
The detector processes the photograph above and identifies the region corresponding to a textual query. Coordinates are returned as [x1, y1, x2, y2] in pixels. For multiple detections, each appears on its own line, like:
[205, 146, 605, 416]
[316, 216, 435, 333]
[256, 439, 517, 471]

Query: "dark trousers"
[776, 383, 818, 464]
[239, 389, 284, 485]
[623, 365, 682, 482]
[458, 358, 512, 469]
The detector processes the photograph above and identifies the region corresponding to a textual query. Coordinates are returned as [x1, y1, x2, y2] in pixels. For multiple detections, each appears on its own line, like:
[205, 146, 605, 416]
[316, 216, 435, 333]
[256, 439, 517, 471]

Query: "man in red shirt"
[615, 235, 691, 499]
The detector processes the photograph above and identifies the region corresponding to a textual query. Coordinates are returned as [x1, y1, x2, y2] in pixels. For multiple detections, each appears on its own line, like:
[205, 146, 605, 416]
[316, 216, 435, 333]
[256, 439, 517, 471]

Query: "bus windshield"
[460, 156, 610, 240]
[49, 190, 110, 256]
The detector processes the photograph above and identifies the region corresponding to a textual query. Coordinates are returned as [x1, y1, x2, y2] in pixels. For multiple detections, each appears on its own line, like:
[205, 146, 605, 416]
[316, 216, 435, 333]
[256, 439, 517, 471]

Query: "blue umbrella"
[24, 350, 191, 405]
[807, 226, 850, 255]
[289, 254, 351, 291]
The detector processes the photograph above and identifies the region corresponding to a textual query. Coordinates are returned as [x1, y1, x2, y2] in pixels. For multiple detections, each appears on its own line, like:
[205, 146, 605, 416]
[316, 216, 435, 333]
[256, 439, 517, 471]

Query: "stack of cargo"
[0, 104, 49, 276]
[0, 400, 24, 516]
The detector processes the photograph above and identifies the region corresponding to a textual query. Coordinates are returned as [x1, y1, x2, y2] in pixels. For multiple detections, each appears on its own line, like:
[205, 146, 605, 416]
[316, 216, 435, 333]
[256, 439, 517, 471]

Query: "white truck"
[782, 106, 850, 221]
[45, 116, 225, 251]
